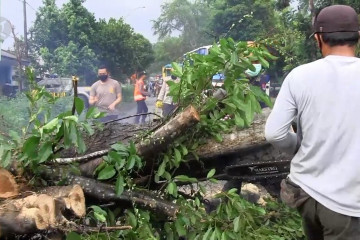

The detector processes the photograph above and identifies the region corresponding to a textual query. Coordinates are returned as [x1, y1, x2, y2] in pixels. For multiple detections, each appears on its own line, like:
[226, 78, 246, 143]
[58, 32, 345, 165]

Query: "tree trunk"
[0, 185, 85, 236]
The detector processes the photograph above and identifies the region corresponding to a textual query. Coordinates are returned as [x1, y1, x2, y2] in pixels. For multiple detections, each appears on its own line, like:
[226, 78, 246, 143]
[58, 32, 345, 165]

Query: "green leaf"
[171, 62, 183, 77]
[174, 148, 182, 163]
[167, 182, 177, 196]
[74, 97, 85, 115]
[94, 211, 107, 223]
[66, 232, 82, 240]
[63, 115, 78, 122]
[76, 131, 86, 153]
[210, 229, 217, 240]
[180, 144, 188, 155]
[115, 175, 124, 196]
[97, 165, 116, 180]
[126, 155, 136, 170]
[234, 113, 245, 127]
[213, 133, 223, 142]
[23, 136, 40, 158]
[81, 122, 94, 135]
[90, 205, 107, 223]
[207, 169, 216, 179]
[42, 118, 59, 133]
[129, 141, 136, 155]
[157, 161, 166, 176]
[86, 106, 97, 119]
[175, 219, 187, 237]
[175, 175, 198, 183]
[9, 130, 21, 144]
[203, 228, 213, 240]
[233, 216, 240, 233]
[111, 143, 128, 152]
[0, 149, 12, 168]
[258, 56, 269, 68]
[127, 211, 137, 228]
[221, 232, 228, 240]
[38, 142, 53, 163]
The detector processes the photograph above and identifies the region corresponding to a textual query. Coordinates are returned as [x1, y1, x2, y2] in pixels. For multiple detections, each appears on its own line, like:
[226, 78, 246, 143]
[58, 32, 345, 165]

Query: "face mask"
[245, 64, 262, 77]
[98, 75, 108, 81]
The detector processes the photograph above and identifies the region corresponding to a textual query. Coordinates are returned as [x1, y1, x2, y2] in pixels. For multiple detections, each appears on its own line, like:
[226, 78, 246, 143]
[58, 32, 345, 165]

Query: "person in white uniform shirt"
[265, 5, 360, 239]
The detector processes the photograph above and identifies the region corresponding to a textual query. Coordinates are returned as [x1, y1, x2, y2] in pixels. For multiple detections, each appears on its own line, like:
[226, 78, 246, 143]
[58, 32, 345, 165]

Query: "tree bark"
[0, 185, 85, 236]
[64, 175, 178, 219]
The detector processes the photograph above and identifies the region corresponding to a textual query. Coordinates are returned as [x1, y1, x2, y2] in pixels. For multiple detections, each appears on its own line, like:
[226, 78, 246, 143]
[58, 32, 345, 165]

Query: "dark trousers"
[134, 100, 148, 124]
[162, 103, 176, 117]
[98, 114, 118, 123]
[281, 179, 360, 240]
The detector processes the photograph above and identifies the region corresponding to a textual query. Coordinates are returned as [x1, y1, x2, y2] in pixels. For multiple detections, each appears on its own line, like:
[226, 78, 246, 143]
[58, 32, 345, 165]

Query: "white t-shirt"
[265, 55, 360, 217]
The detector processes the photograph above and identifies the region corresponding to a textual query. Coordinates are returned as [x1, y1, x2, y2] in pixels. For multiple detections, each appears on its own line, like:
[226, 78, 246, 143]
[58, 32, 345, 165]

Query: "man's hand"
[108, 103, 116, 111]
[89, 96, 99, 105]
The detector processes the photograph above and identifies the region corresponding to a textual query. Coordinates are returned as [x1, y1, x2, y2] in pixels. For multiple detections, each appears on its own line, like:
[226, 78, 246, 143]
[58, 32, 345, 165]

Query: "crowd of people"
[88, 65, 178, 124]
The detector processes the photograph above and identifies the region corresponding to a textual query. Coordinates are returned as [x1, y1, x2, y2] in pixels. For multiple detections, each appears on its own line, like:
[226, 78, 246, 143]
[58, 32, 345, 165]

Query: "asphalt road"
[115, 96, 158, 124]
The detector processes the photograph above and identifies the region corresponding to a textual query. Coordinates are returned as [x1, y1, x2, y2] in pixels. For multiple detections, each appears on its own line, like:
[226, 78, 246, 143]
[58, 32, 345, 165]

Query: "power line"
[16, 0, 36, 12]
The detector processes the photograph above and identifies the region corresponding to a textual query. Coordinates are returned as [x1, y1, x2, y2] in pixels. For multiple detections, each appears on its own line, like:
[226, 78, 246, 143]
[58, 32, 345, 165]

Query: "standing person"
[156, 75, 178, 117]
[265, 5, 360, 239]
[89, 65, 122, 122]
[134, 72, 150, 124]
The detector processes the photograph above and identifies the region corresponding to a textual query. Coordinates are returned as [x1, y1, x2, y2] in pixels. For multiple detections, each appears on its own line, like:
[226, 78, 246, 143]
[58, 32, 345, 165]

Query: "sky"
[1, 0, 168, 49]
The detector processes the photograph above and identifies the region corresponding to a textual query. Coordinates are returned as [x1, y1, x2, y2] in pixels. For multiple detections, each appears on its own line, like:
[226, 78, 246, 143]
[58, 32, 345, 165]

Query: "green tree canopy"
[30, 0, 154, 83]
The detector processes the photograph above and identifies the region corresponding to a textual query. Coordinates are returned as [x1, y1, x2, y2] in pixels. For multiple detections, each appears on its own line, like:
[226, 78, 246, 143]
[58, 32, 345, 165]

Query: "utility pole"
[23, 0, 28, 58]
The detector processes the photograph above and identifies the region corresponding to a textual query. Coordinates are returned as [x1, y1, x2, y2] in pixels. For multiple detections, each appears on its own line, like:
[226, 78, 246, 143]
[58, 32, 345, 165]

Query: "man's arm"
[108, 82, 122, 111]
[157, 80, 166, 101]
[89, 85, 98, 105]
[265, 74, 298, 154]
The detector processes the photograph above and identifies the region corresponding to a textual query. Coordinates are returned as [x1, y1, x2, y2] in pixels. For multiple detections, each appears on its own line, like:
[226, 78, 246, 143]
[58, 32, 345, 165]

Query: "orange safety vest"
[134, 79, 146, 101]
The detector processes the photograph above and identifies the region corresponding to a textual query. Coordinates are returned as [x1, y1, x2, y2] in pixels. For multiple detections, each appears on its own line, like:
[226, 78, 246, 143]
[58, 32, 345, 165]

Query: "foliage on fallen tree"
[0, 38, 304, 239]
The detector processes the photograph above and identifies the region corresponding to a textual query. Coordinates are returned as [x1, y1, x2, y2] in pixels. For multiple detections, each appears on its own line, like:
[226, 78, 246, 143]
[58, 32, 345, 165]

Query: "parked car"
[37, 78, 91, 108]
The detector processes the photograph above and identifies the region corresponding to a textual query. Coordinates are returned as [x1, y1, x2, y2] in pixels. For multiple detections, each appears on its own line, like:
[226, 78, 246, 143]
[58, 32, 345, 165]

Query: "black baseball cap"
[311, 5, 359, 37]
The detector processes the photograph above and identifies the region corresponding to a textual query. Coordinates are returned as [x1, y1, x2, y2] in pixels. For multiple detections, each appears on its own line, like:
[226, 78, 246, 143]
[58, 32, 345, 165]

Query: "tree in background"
[95, 19, 154, 78]
[209, 0, 278, 41]
[30, 0, 154, 83]
[147, 37, 187, 74]
[153, 0, 213, 50]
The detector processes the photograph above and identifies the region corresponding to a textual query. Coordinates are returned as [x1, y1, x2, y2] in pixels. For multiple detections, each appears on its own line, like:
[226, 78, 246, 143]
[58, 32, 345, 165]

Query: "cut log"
[0, 185, 86, 236]
[0, 168, 19, 199]
[39, 185, 86, 217]
[136, 105, 200, 158]
[0, 207, 47, 236]
[65, 175, 178, 219]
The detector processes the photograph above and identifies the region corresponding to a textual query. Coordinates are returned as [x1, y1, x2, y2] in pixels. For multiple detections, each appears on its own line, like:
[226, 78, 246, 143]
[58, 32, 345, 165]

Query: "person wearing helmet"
[265, 5, 360, 239]
[156, 74, 179, 117]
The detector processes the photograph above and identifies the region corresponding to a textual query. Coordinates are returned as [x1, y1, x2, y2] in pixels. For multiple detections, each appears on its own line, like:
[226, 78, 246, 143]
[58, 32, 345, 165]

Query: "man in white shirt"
[265, 5, 360, 239]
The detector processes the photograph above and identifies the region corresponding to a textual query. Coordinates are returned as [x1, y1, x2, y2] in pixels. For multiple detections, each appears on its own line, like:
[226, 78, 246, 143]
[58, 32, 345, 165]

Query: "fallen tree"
[0, 39, 303, 239]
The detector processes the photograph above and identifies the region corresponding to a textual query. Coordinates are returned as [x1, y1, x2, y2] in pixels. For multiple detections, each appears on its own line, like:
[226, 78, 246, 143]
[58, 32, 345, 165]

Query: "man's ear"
[314, 33, 321, 47]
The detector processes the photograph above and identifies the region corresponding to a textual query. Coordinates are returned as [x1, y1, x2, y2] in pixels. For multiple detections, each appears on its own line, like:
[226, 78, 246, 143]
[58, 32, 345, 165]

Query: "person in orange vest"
[134, 71, 150, 124]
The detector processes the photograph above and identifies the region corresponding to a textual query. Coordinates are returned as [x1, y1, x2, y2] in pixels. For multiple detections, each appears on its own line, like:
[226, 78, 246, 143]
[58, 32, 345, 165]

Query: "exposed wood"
[39, 185, 86, 217]
[0, 168, 19, 199]
[65, 175, 178, 219]
[136, 105, 200, 158]
[0, 185, 86, 236]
